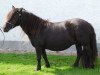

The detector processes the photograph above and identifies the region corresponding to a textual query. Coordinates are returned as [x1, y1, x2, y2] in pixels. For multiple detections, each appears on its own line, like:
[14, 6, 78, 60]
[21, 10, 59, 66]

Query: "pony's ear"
[18, 8, 23, 16]
[12, 5, 15, 10]
[19, 8, 23, 13]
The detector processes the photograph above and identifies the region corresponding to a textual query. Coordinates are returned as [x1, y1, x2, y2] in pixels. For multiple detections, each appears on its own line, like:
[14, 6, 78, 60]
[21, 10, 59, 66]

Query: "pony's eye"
[16, 10, 19, 13]
[17, 11, 19, 13]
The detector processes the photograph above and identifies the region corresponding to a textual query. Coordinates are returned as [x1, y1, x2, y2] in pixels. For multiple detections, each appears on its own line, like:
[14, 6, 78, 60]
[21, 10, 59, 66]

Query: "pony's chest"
[29, 35, 44, 47]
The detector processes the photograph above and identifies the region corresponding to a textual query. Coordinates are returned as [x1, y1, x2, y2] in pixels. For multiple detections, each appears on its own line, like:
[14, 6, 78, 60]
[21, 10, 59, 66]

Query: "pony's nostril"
[4, 28, 8, 32]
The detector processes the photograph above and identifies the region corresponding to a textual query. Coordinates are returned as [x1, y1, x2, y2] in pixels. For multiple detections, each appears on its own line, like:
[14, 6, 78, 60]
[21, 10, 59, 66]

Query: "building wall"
[0, 41, 100, 53]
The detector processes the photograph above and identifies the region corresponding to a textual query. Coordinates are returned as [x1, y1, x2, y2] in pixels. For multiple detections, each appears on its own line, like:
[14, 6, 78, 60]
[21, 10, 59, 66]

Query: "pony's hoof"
[91, 64, 94, 69]
[46, 64, 50, 68]
[34, 68, 41, 71]
[84, 65, 94, 69]
[83, 65, 94, 69]
[72, 64, 79, 67]
[34, 67, 41, 71]
[36, 69, 41, 71]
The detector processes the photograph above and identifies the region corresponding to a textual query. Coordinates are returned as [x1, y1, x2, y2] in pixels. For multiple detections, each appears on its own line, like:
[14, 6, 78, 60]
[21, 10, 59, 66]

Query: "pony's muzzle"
[3, 26, 9, 32]
[3, 23, 14, 32]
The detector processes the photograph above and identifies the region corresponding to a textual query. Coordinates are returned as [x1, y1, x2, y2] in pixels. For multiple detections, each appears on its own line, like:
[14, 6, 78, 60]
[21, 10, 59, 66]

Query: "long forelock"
[6, 9, 15, 22]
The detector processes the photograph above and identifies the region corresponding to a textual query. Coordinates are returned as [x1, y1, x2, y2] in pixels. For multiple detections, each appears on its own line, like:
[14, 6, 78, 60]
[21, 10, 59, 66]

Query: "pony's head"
[4, 6, 23, 32]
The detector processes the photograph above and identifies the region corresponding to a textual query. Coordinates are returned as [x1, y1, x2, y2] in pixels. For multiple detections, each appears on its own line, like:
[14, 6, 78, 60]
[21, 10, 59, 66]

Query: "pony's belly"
[45, 43, 73, 51]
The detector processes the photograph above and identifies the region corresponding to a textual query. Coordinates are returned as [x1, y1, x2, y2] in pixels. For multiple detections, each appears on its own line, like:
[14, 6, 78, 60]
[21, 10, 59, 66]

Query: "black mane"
[20, 9, 48, 35]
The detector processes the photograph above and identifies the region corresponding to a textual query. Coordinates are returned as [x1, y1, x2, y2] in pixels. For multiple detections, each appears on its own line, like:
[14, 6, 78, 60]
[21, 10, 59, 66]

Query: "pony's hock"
[3, 6, 98, 70]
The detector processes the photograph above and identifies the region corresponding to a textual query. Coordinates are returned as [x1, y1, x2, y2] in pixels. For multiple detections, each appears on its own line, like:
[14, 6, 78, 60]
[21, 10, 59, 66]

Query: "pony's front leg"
[35, 47, 42, 71]
[41, 49, 50, 68]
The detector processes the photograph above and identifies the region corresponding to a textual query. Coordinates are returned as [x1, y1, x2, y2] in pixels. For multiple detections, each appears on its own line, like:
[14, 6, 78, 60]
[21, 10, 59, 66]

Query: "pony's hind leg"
[73, 44, 82, 67]
[82, 44, 94, 68]
[41, 49, 50, 68]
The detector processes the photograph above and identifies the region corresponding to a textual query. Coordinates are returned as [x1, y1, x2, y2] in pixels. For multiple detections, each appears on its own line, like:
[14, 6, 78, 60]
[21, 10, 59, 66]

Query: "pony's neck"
[20, 10, 47, 35]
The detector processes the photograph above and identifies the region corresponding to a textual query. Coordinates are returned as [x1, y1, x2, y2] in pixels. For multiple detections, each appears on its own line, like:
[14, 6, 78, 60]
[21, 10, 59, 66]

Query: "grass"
[0, 53, 100, 75]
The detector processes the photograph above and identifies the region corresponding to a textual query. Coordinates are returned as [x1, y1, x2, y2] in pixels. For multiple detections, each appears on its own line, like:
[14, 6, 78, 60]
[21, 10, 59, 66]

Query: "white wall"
[0, 0, 100, 42]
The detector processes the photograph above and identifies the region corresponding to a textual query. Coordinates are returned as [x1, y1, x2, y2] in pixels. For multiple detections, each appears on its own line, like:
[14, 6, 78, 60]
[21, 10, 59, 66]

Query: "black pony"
[4, 6, 97, 70]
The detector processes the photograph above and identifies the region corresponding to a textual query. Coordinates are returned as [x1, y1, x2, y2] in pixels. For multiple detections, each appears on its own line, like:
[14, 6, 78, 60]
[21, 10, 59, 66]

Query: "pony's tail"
[90, 31, 98, 64]
[81, 28, 98, 68]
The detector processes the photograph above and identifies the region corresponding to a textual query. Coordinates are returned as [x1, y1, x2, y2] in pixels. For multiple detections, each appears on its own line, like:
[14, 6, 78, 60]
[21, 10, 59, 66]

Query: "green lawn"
[0, 53, 100, 75]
